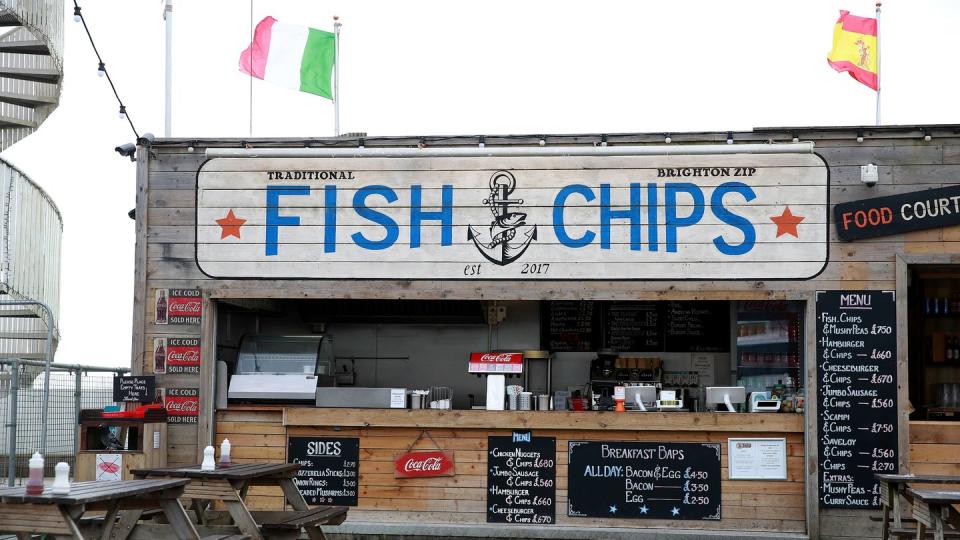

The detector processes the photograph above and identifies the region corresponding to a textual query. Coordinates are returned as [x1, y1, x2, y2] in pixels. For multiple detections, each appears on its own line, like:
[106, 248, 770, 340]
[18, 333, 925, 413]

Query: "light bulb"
[186, 146, 195, 153]
[857, 136, 864, 143]
[924, 134, 932, 142]
[539, 138, 545, 147]
[97, 62, 105, 77]
[726, 138, 733, 145]
[792, 137, 799, 143]
[119, 105, 126, 119]
[664, 136, 672, 144]
[73, 6, 81, 22]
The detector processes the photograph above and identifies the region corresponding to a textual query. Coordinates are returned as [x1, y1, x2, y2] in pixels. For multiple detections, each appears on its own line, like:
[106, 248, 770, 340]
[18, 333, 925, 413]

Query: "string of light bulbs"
[72, 1, 139, 139]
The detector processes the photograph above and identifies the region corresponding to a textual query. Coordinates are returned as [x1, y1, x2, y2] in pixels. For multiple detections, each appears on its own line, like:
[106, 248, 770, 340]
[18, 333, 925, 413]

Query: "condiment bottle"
[201, 445, 216, 471]
[219, 438, 232, 468]
[26, 451, 44, 495]
[51, 462, 70, 495]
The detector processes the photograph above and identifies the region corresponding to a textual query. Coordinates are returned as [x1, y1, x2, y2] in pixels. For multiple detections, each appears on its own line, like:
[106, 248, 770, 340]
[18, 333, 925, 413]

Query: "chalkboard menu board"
[604, 302, 662, 352]
[288, 437, 359, 506]
[568, 441, 721, 520]
[542, 301, 600, 352]
[487, 432, 556, 524]
[664, 301, 730, 352]
[816, 290, 898, 509]
[112, 375, 155, 402]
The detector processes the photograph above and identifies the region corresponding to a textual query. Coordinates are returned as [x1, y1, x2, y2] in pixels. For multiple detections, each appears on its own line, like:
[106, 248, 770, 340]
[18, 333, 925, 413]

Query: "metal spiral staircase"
[0, 0, 63, 151]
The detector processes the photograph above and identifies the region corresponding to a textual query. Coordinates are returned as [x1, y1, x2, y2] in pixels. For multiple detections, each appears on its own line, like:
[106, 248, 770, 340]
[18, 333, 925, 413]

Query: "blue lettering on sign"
[351, 185, 399, 250]
[664, 183, 705, 253]
[410, 184, 453, 248]
[324, 185, 337, 253]
[600, 183, 642, 250]
[647, 182, 659, 251]
[710, 181, 756, 256]
[553, 184, 596, 248]
[265, 185, 310, 256]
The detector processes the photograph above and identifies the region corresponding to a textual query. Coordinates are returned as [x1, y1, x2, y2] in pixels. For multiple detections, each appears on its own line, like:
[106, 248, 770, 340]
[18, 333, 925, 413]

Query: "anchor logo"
[467, 170, 537, 266]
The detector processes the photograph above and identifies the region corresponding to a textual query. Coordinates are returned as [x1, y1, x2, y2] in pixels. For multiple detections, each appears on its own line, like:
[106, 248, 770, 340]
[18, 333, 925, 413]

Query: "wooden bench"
[201, 535, 251, 540]
[252, 508, 348, 539]
[909, 488, 960, 540]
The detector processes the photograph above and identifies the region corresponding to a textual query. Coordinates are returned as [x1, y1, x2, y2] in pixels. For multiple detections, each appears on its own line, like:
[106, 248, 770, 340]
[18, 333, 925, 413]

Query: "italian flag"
[239, 16, 336, 99]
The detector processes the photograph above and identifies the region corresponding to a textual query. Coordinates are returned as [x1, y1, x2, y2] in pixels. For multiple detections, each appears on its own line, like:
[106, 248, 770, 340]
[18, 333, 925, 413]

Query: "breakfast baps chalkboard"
[664, 301, 730, 352]
[816, 290, 898, 508]
[541, 301, 600, 352]
[487, 432, 556, 524]
[604, 302, 663, 352]
[288, 437, 360, 506]
[568, 441, 721, 520]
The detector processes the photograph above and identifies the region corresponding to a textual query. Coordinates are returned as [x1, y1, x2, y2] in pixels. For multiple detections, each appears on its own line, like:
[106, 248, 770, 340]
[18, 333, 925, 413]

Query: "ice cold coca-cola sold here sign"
[394, 450, 455, 478]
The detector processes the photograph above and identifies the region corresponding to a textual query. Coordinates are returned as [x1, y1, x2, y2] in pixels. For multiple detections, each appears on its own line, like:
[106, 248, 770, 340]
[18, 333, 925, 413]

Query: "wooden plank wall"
[216, 409, 806, 532]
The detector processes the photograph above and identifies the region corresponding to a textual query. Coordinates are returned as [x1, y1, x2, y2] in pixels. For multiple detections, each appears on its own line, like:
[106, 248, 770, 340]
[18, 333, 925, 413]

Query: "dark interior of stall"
[212, 298, 805, 414]
[908, 265, 960, 420]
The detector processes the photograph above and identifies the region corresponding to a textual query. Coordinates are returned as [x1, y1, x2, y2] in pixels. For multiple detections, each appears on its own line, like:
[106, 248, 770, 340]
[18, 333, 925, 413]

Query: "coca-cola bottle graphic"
[156, 290, 168, 324]
[154, 339, 166, 374]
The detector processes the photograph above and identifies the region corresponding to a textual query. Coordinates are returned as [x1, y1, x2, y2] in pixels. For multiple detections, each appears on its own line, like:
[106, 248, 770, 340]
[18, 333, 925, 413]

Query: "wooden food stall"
[128, 126, 960, 539]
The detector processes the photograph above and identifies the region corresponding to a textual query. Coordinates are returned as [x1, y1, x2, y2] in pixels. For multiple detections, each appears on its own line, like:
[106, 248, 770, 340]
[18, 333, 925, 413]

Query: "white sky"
[2, 0, 958, 368]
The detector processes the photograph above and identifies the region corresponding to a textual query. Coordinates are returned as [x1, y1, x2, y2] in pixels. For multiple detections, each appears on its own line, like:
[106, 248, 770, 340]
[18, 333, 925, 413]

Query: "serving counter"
[217, 406, 806, 533]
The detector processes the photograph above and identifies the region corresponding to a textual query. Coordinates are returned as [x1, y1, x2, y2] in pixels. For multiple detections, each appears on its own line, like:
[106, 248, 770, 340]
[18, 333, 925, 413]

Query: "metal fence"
[0, 359, 127, 485]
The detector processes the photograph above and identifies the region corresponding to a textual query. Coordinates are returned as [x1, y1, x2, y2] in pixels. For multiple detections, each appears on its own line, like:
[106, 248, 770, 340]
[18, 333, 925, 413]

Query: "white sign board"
[95, 453, 123, 481]
[728, 438, 787, 480]
[196, 153, 828, 280]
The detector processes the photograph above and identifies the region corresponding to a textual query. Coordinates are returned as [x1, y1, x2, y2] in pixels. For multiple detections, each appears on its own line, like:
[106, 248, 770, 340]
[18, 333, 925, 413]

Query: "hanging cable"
[73, 1, 139, 139]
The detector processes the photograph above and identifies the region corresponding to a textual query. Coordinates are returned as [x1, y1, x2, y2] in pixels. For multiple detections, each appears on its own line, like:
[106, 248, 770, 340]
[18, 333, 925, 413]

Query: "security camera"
[860, 163, 879, 187]
[115, 143, 136, 161]
[137, 133, 155, 146]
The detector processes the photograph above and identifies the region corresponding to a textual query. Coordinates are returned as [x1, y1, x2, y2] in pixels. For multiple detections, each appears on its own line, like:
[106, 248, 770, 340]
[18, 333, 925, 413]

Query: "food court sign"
[196, 153, 828, 280]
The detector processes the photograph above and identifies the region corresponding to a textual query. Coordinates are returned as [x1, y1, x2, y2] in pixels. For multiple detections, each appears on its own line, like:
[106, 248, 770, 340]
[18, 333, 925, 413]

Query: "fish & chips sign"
[196, 153, 828, 280]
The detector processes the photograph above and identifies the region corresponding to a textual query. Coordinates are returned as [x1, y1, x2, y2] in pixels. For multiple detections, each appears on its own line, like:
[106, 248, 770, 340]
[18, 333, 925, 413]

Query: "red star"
[216, 209, 246, 239]
[770, 206, 805, 238]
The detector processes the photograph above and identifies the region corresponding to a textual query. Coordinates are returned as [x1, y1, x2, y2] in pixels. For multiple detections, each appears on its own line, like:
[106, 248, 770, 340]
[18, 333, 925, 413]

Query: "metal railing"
[0, 358, 127, 485]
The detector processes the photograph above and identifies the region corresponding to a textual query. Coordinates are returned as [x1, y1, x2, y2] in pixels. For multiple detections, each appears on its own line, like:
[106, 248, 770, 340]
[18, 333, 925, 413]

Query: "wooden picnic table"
[0, 478, 199, 540]
[129, 463, 347, 540]
[908, 488, 960, 540]
[876, 474, 960, 540]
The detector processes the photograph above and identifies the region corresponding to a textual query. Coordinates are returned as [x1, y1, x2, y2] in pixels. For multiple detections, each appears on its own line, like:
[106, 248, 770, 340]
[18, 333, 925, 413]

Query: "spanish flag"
[827, 10, 878, 91]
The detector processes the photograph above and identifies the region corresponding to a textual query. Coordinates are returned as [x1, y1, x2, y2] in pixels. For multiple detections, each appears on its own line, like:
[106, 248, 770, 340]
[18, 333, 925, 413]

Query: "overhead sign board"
[834, 185, 960, 241]
[196, 153, 828, 280]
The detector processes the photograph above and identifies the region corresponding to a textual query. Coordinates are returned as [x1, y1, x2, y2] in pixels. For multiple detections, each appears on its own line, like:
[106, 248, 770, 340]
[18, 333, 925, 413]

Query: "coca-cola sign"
[468, 352, 524, 374]
[394, 450, 455, 478]
[156, 288, 202, 325]
[162, 387, 199, 424]
[154, 337, 201, 374]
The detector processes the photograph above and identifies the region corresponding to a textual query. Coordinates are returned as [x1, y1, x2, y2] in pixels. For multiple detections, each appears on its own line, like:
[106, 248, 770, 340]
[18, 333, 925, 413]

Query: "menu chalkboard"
[288, 437, 359, 506]
[112, 375, 155, 402]
[568, 441, 721, 520]
[665, 302, 730, 352]
[604, 302, 662, 352]
[542, 301, 600, 352]
[816, 290, 898, 508]
[487, 432, 556, 524]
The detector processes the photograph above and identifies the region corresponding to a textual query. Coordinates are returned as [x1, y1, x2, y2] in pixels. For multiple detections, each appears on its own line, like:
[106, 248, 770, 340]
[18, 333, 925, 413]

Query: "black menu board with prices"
[816, 290, 898, 509]
[288, 437, 360, 506]
[542, 301, 600, 352]
[487, 432, 556, 524]
[604, 302, 663, 352]
[567, 441, 721, 520]
[665, 302, 730, 352]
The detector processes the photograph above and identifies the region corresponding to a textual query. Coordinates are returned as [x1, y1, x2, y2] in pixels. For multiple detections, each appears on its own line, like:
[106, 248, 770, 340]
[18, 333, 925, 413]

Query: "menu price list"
[567, 441, 721, 520]
[605, 302, 662, 352]
[288, 437, 360, 506]
[816, 290, 898, 509]
[487, 433, 556, 525]
[541, 301, 599, 352]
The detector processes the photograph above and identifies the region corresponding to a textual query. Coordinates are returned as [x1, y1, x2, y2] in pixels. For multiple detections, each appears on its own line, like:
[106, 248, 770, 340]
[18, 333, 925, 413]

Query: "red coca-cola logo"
[394, 450, 455, 478]
[164, 398, 199, 415]
[169, 300, 202, 314]
[479, 353, 513, 363]
[168, 350, 199, 362]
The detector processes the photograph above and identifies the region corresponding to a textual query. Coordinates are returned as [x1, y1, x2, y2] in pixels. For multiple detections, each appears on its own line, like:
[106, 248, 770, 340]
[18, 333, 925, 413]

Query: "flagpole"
[875, 1, 881, 126]
[333, 15, 341, 136]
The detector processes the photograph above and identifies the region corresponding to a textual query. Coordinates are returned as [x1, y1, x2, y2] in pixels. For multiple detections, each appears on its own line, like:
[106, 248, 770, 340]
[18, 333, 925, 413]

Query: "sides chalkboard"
[487, 432, 555, 524]
[664, 301, 730, 352]
[604, 302, 663, 352]
[541, 301, 600, 352]
[287, 437, 359, 506]
[816, 290, 898, 509]
[112, 376, 155, 402]
[568, 441, 721, 520]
